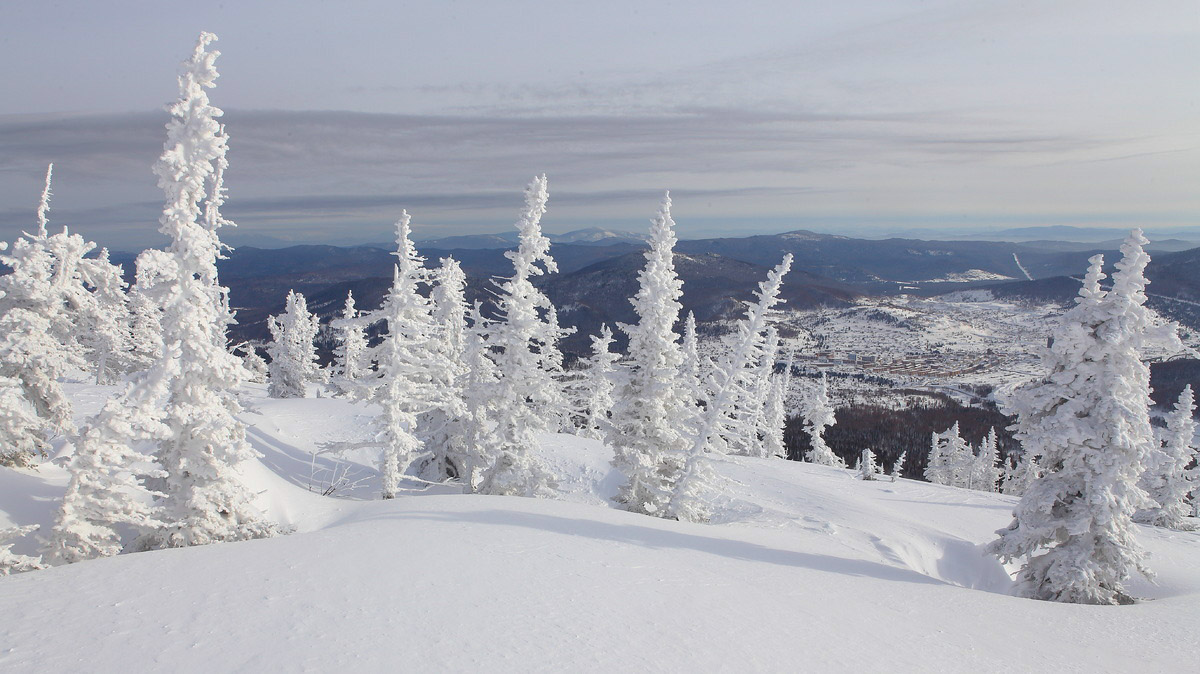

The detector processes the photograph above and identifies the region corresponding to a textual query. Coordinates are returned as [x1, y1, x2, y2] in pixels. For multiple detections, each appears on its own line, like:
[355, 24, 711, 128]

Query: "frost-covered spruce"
[132, 33, 274, 548]
[892, 451, 907, 481]
[859, 448, 880, 481]
[454, 302, 502, 492]
[608, 194, 694, 515]
[267, 289, 321, 398]
[576, 325, 620, 440]
[679, 311, 704, 414]
[762, 370, 789, 460]
[989, 232, 1172, 604]
[0, 375, 46, 468]
[332, 290, 369, 386]
[972, 427, 1001, 492]
[732, 326, 781, 457]
[669, 254, 793, 522]
[0, 166, 87, 463]
[43, 383, 169, 565]
[803, 374, 842, 467]
[1135, 385, 1197, 530]
[476, 177, 567, 497]
[360, 213, 442, 499]
[126, 250, 169, 372]
[418, 257, 470, 482]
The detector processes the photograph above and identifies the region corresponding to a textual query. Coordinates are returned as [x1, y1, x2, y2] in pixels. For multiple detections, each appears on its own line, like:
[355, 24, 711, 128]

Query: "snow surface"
[2, 383, 1199, 672]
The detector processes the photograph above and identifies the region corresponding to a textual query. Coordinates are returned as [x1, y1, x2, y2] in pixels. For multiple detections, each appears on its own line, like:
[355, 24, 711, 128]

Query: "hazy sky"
[1, 0, 1196, 249]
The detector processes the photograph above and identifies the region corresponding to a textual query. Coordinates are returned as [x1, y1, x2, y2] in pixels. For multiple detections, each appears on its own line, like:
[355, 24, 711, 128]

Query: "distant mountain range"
[96, 228, 1200, 354]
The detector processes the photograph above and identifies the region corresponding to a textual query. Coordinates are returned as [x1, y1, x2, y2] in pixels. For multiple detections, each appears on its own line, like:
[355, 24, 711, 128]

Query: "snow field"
[2, 384, 1198, 672]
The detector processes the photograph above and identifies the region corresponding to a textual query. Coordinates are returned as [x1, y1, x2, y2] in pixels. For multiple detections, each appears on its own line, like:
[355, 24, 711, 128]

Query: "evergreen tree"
[132, 32, 275, 549]
[267, 289, 320, 398]
[332, 290, 369, 387]
[608, 194, 693, 515]
[576, 325, 619, 440]
[476, 177, 565, 497]
[971, 427, 1001, 492]
[892, 450, 907, 481]
[669, 254, 793, 522]
[454, 302, 502, 492]
[418, 257, 471, 482]
[989, 233, 1172, 604]
[803, 374, 843, 467]
[859, 448, 879, 481]
[1001, 450, 1039, 497]
[1135, 385, 1197, 530]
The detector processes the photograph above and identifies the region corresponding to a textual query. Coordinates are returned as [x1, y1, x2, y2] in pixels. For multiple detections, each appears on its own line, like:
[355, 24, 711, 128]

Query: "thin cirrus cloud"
[0, 1, 1195, 249]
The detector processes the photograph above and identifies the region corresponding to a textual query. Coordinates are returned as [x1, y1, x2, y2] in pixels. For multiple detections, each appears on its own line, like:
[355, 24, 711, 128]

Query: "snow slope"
[2, 384, 1198, 672]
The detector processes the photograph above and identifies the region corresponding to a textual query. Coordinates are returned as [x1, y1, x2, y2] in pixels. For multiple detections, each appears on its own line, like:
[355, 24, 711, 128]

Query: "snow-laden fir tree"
[893, 450, 907, 481]
[124, 32, 274, 549]
[729, 326, 781, 457]
[1135, 385, 1197, 530]
[476, 177, 566, 497]
[453, 302, 502, 492]
[989, 232, 1175, 604]
[679, 311, 704, 413]
[803, 373, 843, 467]
[332, 290, 369, 386]
[0, 375, 46, 468]
[418, 257, 470, 481]
[575, 325, 620, 440]
[608, 193, 694, 515]
[668, 254, 793, 522]
[125, 250, 169, 372]
[0, 166, 87, 464]
[761, 368, 789, 460]
[859, 448, 880, 481]
[971, 427, 1001, 492]
[0, 526, 44, 575]
[42, 381, 170, 565]
[358, 213, 443, 499]
[925, 423, 972, 487]
[78, 247, 134, 384]
[267, 289, 321, 398]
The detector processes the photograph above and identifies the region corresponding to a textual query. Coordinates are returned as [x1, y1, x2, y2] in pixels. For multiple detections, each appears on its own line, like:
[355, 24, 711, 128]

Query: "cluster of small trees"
[923, 423, 1001, 492]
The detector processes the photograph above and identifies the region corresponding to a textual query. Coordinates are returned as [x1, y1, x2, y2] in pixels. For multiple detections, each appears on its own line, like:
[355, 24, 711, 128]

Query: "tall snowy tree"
[453, 302, 502, 492]
[476, 176, 566, 497]
[608, 194, 694, 515]
[803, 374, 843, 467]
[267, 289, 321, 398]
[858, 448, 880, 481]
[971, 427, 1001, 492]
[1135, 385, 1197, 530]
[1001, 450, 1039, 497]
[575, 325, 620, 440]
[126, 32, 274, 549]
[989, 233, 1175, 604]
[332, 290, 369, 386]
[417, 257, 470, 482]
[668, 254, 793, 522]
[358, 213, 442, 499]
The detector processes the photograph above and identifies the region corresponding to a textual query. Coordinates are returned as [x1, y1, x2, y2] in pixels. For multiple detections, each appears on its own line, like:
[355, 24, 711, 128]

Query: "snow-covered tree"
[1136, 385, 1197, 530]
[576, 325, 619, 440]
[803, 374, 842, 467]
[332, 290, 369, 386]
[893, 451, 907, 481]
[417, 257, 470, 482]
[859, 448, 880, 481]
[608, 193, 694, 515]
[267, 289, 321, 398]
[358, 213, 442, 499]
[453, 302, 502, 492]
[126, 250, 169, 372]
[762, 369, 789, 460]
[131, 32, 274, 549]
[0, 375, 46, 468]
[42, 383, 169, 565]
[476, 176, 565, 497]
[971, 427, 1001, 492]
[989, 232, 1174, 604]
[669, 254, 793, 522]
[0, 526, 44, 575]
[679, 311, 705, 412]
